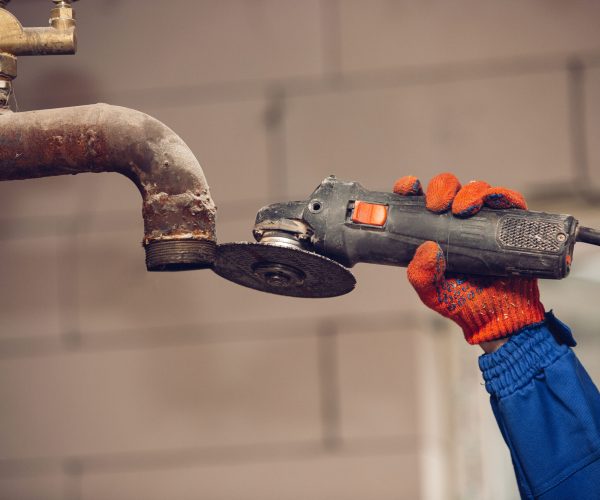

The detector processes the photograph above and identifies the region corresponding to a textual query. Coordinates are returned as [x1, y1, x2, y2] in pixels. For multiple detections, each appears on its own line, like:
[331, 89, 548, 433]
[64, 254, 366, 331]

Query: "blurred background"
[1, 1, 600, 499]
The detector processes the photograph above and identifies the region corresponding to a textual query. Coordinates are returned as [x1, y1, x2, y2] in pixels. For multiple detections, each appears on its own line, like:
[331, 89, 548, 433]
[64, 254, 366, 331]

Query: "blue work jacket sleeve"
[478, 312, 600, 499]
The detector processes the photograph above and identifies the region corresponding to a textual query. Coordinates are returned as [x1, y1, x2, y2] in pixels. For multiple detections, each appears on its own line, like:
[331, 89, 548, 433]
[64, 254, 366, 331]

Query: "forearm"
[479, 312, 600, 499]
[479, 337, 509, 354]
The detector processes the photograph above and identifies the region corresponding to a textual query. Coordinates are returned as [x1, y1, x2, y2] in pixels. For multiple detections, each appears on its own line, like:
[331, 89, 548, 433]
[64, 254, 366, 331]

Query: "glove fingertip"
[484, 187, 527, 210]
[407, 241, 446, 291]
[393, 176, 423, 195]
[426, 172, 461, 213]
[452, 180, 490, 217]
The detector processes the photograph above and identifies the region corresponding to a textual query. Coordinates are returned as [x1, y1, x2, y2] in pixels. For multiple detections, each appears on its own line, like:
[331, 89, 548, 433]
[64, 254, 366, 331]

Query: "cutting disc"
[213, 242, 356, 298]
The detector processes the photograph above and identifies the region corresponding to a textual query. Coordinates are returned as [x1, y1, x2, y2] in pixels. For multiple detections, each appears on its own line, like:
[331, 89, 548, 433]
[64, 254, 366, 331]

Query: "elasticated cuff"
[478, 313, 574, 398]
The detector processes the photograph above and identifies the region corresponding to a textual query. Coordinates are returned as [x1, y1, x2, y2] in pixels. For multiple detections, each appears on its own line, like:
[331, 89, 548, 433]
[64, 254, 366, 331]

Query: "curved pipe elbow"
[0, 103, 216, 270]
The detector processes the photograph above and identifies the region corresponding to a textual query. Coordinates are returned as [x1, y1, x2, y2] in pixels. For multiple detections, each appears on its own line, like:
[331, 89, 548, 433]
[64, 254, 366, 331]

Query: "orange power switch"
[351, 201, 388, 226]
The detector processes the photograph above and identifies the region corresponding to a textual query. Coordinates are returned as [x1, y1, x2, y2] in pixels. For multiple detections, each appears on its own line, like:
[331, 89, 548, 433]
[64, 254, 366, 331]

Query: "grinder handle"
[306, 184, 578, 279]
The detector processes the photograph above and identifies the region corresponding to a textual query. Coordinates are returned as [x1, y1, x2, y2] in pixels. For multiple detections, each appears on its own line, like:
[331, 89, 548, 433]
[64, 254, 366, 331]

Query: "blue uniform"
[479, 312, 600, 499]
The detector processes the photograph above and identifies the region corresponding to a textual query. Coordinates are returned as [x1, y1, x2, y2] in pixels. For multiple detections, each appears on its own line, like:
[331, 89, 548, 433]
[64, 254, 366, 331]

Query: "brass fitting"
[0, 52, 17, 79]
[0, 80, 11, 109]
[0, 0, 77, 58]
[0, 1, 78, 108]
[50, 0, 76, 30]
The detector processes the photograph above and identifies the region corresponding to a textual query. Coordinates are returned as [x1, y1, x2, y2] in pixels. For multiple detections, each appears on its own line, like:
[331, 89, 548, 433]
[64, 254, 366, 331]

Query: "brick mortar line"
[0, 435, 420, 479]
[13, 50, 600, 111]
[0, 310, 422, 360]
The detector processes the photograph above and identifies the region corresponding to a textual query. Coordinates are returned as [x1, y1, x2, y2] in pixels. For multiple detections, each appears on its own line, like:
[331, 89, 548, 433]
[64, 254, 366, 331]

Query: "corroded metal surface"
[0, 104, 217, 267]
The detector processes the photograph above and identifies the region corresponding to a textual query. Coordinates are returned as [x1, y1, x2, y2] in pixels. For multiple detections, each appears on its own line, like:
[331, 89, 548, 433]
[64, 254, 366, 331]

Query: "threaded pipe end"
[145, 240, 216, 271]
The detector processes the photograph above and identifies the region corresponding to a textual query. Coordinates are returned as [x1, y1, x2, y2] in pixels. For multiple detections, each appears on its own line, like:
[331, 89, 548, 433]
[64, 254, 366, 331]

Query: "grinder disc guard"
[213, 243, 356, 298]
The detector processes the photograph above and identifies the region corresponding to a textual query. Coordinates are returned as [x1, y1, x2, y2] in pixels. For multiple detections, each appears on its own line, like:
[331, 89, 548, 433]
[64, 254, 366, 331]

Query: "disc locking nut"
[252, 262, 306, 289]
[50, 1, 76, 30]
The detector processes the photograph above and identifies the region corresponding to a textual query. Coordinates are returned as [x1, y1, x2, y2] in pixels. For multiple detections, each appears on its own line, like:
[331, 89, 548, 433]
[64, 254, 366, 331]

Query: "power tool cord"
[577, 226, 600, 246]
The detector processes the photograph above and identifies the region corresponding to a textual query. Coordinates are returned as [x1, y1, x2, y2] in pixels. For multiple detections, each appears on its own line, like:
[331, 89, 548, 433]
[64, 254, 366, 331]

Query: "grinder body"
[255, 176, 578, 279]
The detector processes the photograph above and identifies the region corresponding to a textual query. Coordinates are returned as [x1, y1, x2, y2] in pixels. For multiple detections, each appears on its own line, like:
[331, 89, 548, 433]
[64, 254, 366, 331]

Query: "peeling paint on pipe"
[0, 103, 217, 270]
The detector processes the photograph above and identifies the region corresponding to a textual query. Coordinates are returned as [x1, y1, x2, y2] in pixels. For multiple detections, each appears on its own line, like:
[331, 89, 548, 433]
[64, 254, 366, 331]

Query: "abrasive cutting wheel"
[213, 242, 356, 298]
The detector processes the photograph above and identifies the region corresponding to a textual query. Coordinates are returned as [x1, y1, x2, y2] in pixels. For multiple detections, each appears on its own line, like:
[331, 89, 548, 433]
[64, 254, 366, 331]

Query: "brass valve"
[0, 0, 78, 56]
[0, 0, 79, 109]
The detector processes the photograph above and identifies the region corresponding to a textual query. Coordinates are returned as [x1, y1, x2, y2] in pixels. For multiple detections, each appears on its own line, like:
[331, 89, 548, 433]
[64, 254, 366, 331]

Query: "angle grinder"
[212, 175, 600, 298]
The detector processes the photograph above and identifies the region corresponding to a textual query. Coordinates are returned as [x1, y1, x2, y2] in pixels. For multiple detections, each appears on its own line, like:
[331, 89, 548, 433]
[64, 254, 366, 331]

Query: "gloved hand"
[393, 173, 546, 347]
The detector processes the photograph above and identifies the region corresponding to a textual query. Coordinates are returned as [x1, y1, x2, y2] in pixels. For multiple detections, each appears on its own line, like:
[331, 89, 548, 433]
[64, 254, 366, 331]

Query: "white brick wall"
[338, 0, 600, 72]
[586, 66, 600, 190]
[0, 235, 63, 339]
[285, 72, 571, 196]
[80, 454, 420, 500]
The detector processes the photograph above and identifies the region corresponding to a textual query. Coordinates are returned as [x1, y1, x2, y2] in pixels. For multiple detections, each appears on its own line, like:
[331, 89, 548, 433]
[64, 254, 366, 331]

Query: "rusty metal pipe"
[0, 103, 217, 270]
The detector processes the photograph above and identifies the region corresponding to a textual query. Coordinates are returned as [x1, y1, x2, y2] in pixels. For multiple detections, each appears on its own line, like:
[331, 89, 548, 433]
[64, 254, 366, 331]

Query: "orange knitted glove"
[393, 173, 546, 345]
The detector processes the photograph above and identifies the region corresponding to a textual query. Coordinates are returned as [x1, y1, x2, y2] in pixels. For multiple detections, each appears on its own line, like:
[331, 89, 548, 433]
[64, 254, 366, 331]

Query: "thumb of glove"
[407, 241, 546, 344]
[407, 241, 448, 309]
